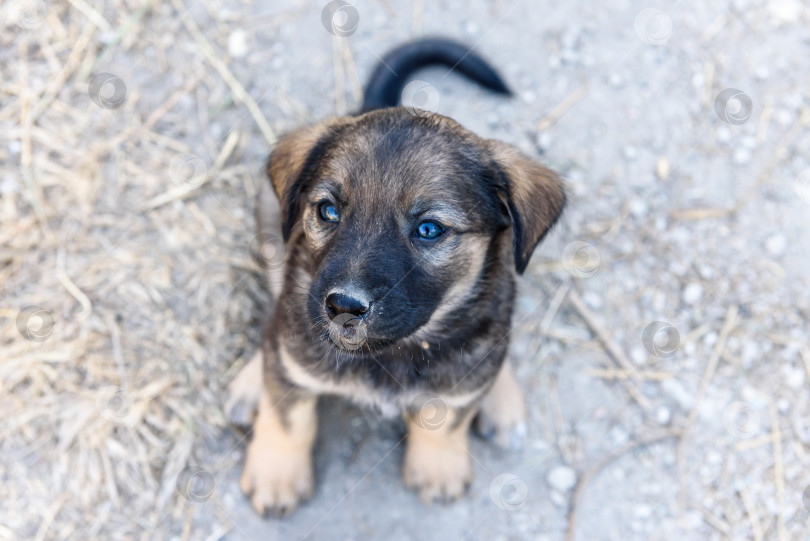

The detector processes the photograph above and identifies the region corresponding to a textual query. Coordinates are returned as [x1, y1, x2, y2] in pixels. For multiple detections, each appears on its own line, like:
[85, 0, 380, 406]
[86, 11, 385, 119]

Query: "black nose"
[325, 292, 370, 319]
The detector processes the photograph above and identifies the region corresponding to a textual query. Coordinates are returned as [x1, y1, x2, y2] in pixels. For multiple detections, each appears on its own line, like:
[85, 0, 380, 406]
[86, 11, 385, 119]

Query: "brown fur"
[227, 107, 564, 515]
[239, 387, 317, 516]
[403, 405, 476, 503]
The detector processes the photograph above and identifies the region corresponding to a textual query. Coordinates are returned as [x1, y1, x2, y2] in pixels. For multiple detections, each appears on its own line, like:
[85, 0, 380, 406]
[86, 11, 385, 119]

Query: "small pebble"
[769, 0, 803, 23]
[697, 264, 715, 279]
[682, 283, 703, 305]
[536, 131, 553, 149]
[630, 346, 647, 365]
[784, 93, 804, 109]
[755, 66, 770, 80]
[608, 72, 623, 88]
[740, 387, 766, 409]
[629, 198, 648, 217]
[765, 233, 787, 257]
[561, 28, 580, 49]
[662, 378, 694, 410]
[609, 425, 629, 446]
[716, 125, 732, 143]
[583, 291, 603, 310]
[656, 157, 670, 180]
[228, 29, 249, 58]
[741, 341, 761, 368]
[655, 406, 672, 426]
[547, 465, 577, 493]
[549, 490, 568, 507]
[783, 365, 805, 389]
[671, 261, 688, 276]
[623, 146, 638, 160]
[0, 176, 19, 195]
[707, 450, 723, 465]
[775, 109, 793, 126]
[560, 49, 579, 64]
[733, 147, 752, 165]
[634, 504, 653, 519]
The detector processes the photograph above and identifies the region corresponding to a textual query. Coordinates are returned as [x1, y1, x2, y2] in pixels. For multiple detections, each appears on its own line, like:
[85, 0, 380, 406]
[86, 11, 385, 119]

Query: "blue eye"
[415, 220, 445, 240]
[318, 202, 339, 222]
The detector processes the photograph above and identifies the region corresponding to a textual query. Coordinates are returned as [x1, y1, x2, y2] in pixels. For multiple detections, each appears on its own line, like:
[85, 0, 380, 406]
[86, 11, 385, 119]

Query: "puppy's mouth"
[325, 313, 369, 352]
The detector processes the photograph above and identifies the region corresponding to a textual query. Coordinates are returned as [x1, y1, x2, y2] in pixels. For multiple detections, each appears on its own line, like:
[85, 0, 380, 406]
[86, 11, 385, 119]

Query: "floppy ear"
[267, 119, 340, 241]
[487, 141, 566, 274]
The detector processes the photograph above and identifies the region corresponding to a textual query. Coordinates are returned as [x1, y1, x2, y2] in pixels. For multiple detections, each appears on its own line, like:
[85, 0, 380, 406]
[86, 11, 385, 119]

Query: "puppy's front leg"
[474, 360, 527, 449]
[403, 403, 475, 504]
[225, 350, 263, 427]
[240, 384, 317, 516]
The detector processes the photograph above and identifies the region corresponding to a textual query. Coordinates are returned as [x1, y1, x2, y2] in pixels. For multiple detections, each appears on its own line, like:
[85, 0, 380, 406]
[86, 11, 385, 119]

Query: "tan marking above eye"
[308, 179, 345, 202]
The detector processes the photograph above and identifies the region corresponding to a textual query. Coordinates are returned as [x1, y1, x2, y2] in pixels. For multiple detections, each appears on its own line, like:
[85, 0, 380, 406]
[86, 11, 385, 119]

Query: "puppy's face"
[269, 109, 565, 353]
[299, 116, 509, 351]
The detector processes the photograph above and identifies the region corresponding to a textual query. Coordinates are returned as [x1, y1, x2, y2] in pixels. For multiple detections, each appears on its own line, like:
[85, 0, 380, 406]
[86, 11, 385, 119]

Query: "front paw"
[240, 438, 314, 517]
[474, 409, 527, 450]
[474, 362, 527, 449]
[225, 351, 263, 427]
[403, 438, 472, 504]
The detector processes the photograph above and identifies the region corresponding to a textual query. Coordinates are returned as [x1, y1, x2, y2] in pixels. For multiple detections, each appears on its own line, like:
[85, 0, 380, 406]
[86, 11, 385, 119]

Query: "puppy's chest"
[277, 343, 484, 417]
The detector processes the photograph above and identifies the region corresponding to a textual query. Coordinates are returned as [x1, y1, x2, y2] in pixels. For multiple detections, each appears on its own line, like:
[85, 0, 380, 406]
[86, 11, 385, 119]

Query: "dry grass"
[1, 1, 270, 537]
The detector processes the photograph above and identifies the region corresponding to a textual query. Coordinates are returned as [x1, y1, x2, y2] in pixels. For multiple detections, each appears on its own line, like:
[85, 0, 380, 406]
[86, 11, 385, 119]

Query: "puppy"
[227, 37, 565, 516]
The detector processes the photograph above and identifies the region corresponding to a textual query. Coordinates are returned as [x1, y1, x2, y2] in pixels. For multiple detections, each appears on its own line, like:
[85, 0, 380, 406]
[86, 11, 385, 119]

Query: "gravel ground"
[2, 0, 810, 540]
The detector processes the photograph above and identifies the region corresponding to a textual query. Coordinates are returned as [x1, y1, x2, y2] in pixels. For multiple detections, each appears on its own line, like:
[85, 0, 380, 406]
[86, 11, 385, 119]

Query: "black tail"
[360, 37, 511, 113]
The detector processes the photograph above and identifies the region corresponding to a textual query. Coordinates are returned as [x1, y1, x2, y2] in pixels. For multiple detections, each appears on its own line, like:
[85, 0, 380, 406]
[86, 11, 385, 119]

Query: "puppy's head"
[268, 109, 564, 353]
